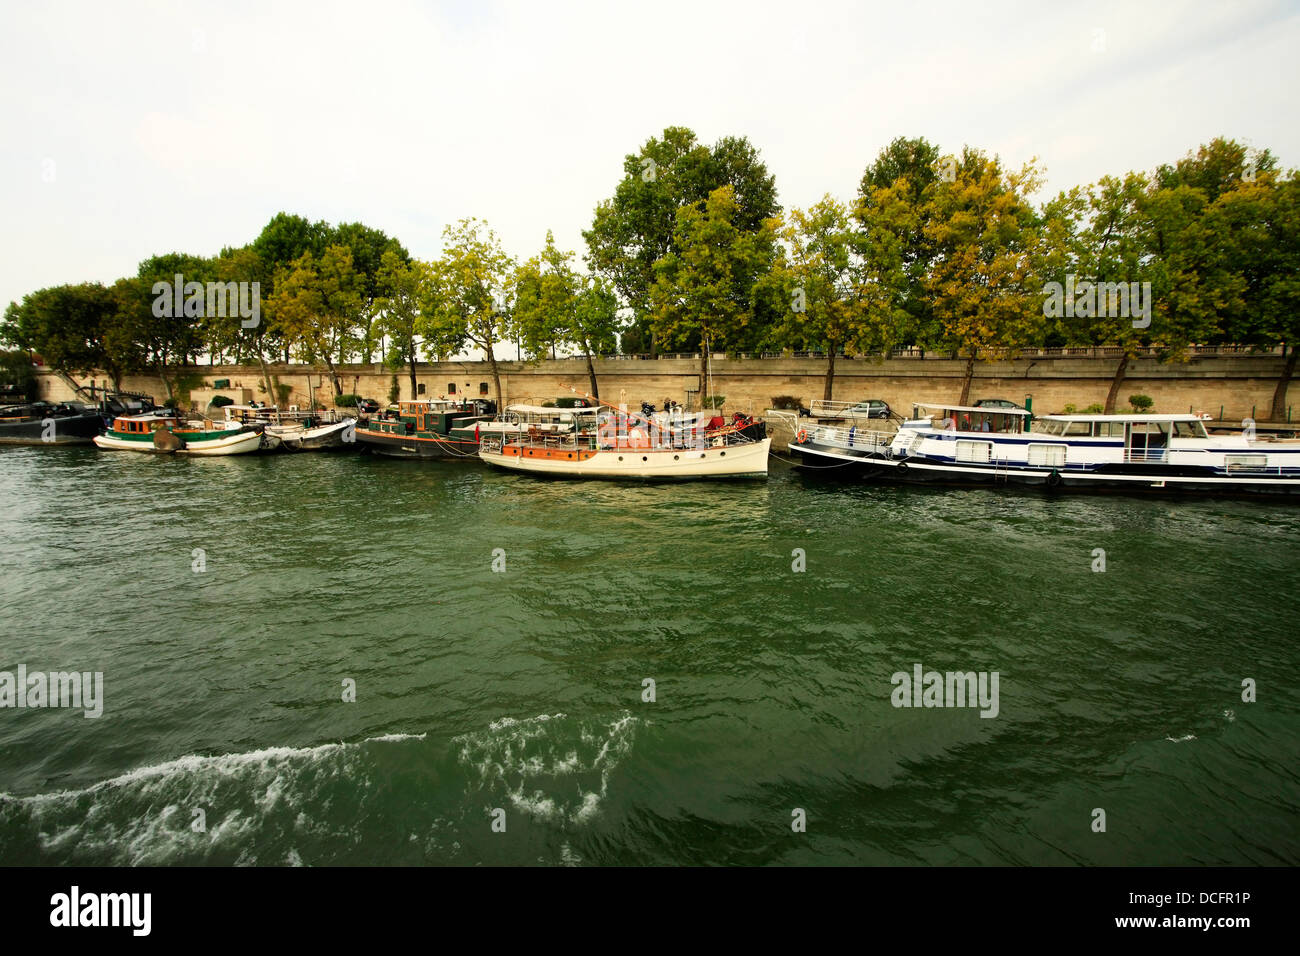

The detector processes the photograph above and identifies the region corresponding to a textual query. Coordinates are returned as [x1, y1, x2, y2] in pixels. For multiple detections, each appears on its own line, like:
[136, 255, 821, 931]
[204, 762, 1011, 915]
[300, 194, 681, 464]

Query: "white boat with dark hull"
[480, 389, 770, 479]
[93, 411, 264, 455]
[789, 403, 1300, 496]
[222, 405, 356, 451]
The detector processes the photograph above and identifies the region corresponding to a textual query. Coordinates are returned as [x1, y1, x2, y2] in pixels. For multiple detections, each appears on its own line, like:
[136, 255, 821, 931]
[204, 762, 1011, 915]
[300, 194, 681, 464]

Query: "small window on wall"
[479, 382, 489, 395]
[417, 383, 426, 395]
[448, 383, 456, 394]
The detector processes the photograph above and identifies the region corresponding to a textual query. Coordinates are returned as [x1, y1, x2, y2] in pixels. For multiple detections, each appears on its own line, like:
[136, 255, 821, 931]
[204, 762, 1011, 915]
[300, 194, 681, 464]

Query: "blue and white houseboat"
[788, 403, 1300, 495]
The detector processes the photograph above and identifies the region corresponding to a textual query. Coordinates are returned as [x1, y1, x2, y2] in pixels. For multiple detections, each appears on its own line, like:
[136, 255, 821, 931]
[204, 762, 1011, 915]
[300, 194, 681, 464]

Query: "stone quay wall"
[35, 351, 1296, 423]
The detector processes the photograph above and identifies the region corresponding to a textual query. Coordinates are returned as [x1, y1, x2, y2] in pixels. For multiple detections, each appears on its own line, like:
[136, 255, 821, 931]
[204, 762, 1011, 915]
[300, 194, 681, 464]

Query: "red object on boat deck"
[708, 416, 724, 429]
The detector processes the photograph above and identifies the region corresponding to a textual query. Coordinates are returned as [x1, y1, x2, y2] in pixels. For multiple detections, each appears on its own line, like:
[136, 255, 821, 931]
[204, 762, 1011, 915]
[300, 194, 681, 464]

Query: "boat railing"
[809, 399, 887, 419]
[813, 425, 893, 453]
[1124, 448, 1168, 463]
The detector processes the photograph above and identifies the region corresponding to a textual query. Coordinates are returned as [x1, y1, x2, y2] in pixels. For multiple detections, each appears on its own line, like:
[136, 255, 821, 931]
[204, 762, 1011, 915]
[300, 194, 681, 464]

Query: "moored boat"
[352, 398, 492, 458]
[222, 405, 357, 451]
[789, 402, 1300, 495]
[0, 402, 105, 445]
[480, 388, 770, 479]
[93, 411, 263, 455]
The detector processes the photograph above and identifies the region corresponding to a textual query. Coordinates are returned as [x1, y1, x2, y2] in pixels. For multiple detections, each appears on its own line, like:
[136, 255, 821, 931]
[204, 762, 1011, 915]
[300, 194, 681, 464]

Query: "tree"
[922, 149, 1045, 404]
[269, 245, 365, 397]
[1041, 172, 1157, 411]
[331, 222, 409, 362]
[569, 277, 620, 399]
[854, 136, 944, 351]
[512, 232, 577, 362]
[0, 348, 36, 400]
[513, 232, 622, 398]
[584, 126, 779, 353]
[374, 251, 431, 400]
[649, 185, 780, 388]
[3, 282, 131, 396]
[1244, 172, 1300, 419]
[422, 219, 514, 407]
[251, 213, 331, 280]
[1186, 146, 1297, 419]
[769, 196, 898, 400]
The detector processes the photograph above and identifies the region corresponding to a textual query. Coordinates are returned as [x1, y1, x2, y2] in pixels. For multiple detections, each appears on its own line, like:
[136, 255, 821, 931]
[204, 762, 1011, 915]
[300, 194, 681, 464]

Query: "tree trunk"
[408, 350, 418, 401]
[957, 351, 976, 405]
[1104, 353, 1130, 414]
[1269, 343, 1296, 422]
[823, 349, 837, 403]
[486, 351, 503, 410]
[323, 357, 342, 396]
[257, 354, 275, 406]
[585, 349, 599, 401]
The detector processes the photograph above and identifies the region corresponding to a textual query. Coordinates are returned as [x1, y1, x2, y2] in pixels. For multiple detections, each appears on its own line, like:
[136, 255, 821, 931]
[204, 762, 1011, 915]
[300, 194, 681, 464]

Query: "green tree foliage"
[768, 196, 898, 400]
[0, 348, 37, 400]
[921, 149, 1045, 404]
[422, 218, 514, 407]
[374, 250, 431, 400]
[513, 232, 621, 398]
[584, 126, 779, 353]
[330, 222, 409, 362]
[649, 185, 780, 386]
[268, 245, 365, 396]
[3, 283, 124, 394]
[854, 136, 944, 351]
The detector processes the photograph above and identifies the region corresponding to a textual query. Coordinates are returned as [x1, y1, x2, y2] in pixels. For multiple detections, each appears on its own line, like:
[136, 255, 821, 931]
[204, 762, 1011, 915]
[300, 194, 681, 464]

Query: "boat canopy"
[1039, 413, 1208, 422]
[506, 404, 600, 416]
[911, 403, 1031, 417]
[115, 412, 179, 423]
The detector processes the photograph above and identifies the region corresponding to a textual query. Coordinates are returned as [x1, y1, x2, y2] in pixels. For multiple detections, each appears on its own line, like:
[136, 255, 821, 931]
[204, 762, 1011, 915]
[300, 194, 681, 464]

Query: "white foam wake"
[454, 711, 640, 826]
[0, 731, 429, 865]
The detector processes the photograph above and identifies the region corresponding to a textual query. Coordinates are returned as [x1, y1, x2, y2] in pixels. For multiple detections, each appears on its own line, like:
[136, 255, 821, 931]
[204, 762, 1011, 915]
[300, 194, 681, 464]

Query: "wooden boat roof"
[912, 403, 1031, 417]
[1039, 413, 1208, 422]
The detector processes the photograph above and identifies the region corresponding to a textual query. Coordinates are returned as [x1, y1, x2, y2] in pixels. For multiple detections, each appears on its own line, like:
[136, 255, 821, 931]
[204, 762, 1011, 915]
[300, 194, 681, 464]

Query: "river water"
[0, 445, 1295, 865]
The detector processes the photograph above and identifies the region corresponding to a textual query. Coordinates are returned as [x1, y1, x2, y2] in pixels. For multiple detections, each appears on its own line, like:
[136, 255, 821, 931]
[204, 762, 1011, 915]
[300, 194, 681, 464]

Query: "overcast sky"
[2, 0, 1297, 314]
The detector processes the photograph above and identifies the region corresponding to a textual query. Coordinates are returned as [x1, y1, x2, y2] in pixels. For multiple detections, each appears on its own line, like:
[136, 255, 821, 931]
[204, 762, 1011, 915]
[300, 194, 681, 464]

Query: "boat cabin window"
[1092, 422, 1125, 437]
[1172, 420, 1208, 439]
[1062, 421, 1092, 436]
[932, 410, 1019, 433]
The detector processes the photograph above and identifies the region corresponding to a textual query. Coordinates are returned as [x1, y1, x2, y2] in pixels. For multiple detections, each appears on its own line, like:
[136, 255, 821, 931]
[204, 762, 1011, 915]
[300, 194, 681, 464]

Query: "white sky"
[2, 0, 1297, 317]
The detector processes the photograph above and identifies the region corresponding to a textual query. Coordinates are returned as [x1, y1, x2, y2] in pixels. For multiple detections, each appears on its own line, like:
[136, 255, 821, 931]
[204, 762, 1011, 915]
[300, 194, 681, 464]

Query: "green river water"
[0, 445, 1296, 866]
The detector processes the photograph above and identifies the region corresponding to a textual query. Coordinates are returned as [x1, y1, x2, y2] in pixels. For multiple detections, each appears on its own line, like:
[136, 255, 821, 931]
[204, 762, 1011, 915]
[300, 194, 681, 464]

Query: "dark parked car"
[973, 398, 1023, 410]
[844, 399, 892, 419]
[356, 398, 380, 414]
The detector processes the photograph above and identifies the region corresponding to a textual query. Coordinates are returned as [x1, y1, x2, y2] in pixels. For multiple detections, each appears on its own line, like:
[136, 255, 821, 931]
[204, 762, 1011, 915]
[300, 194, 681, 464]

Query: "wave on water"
[0, 732, 430, 866]
[0, 713, 641, 865]
[454, 711, 640, 826]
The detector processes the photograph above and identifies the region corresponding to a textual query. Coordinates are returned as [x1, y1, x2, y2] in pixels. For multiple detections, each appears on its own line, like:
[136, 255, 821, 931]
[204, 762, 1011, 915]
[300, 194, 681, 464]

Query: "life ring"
[797, 429, 808, 443]
[896, 460, 909, 474]
[1046, 469, 1062, 489]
